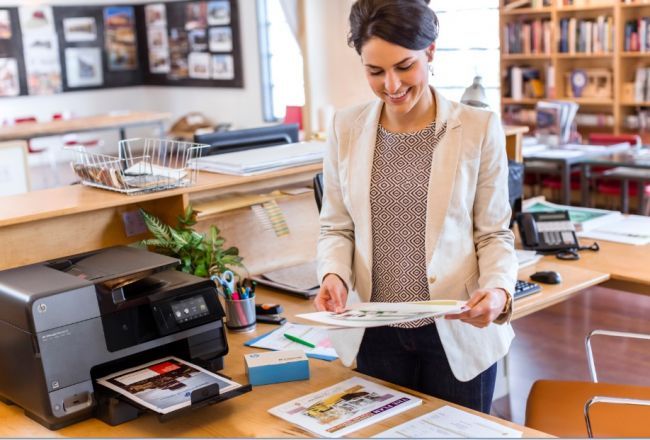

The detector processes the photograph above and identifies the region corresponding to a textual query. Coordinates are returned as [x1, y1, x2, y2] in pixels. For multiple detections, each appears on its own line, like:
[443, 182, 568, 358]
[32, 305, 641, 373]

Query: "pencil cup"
[225, 296, 256, 333]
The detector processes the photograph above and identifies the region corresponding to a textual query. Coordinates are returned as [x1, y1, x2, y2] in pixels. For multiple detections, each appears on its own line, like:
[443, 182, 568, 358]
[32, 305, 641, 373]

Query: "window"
[431, 0, 500, 111]
[257, 0, 305, 122]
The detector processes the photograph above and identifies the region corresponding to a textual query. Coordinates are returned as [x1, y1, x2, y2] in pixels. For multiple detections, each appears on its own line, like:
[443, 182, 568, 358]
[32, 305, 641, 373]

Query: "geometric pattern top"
[369, 120, 447, 328]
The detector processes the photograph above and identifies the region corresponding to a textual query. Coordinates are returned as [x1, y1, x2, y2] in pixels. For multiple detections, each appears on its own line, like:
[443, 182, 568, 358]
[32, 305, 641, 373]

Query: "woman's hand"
[314, 274, 348, 313]
[444, 288, 508, 328]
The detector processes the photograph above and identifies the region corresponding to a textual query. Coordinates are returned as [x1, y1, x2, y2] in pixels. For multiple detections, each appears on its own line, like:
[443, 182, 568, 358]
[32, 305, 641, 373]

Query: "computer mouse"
[530, 271, 562, 285]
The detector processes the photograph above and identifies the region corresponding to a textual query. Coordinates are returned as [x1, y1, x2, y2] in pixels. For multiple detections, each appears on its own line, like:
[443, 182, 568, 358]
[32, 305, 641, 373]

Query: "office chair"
[313, 172, 323, 213]
[525, 329, 650, 437]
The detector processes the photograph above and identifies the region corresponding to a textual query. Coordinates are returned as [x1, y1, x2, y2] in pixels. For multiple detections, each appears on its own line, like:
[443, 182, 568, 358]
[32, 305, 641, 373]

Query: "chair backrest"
[588, 133, 641, 147]
[313, 172, 323, 213]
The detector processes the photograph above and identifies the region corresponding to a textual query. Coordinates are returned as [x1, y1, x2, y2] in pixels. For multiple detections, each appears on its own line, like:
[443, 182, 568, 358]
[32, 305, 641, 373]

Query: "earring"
[428, 64, 435, 76]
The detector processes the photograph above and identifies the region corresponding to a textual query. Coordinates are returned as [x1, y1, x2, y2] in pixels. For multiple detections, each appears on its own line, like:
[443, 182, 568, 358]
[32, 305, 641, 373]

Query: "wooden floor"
[497, 285, 650, 425]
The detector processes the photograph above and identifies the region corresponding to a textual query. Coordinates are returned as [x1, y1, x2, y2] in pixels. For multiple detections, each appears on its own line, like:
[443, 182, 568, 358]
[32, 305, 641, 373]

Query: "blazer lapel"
[425, 90, 462, 264]
[346, 100, 382, 299]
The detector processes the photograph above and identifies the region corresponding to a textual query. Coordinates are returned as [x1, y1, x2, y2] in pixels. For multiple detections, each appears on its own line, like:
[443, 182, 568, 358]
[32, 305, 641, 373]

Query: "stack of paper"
[578, 215, 650, 246]
[191, 140, 325, 176]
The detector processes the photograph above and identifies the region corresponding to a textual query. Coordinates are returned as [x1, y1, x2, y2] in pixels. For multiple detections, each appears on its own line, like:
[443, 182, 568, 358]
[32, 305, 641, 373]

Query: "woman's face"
[360, 37, 434, 116]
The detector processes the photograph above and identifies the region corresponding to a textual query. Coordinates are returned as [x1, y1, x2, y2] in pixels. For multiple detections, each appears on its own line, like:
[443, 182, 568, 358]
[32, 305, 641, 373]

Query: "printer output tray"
[95, 377, 252, 425]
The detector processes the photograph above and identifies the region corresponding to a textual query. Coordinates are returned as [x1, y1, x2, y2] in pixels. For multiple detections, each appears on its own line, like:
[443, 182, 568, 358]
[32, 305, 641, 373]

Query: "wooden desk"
[551, 241, 650, 295]
[0, 286, 549, 438]
[504, 125, 529, 163]
[0, 111, 171, 142]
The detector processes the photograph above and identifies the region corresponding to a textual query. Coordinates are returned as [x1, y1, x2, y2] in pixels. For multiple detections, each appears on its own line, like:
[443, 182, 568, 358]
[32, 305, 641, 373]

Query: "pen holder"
[225, 296, 256, 333]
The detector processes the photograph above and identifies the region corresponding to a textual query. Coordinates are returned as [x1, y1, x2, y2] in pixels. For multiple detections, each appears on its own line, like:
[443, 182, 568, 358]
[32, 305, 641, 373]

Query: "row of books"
[503, 106, 614, 128]
[624, 18, 650, 53]
[558, 16, 614, 54]
[506, 64, 555, 100]
[503, 19, 552, 55]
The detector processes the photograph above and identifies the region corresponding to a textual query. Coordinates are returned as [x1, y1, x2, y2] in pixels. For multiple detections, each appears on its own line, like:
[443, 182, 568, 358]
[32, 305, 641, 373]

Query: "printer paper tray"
[95, 379, 252, 425]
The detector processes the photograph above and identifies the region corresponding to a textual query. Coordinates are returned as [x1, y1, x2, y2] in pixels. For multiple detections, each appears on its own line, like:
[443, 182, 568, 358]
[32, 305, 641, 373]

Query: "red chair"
[284, 106, 303, 131]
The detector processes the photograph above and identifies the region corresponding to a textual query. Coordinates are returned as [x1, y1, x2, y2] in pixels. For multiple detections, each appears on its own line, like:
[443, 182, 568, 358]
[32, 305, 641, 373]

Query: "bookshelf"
[500, 0, 650, 141]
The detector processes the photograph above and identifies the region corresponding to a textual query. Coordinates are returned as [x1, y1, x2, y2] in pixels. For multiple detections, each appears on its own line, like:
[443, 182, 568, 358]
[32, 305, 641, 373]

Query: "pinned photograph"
[185, 2, 207, 31]
[19, 6, 55, 35]
[211, 54, 233, 80]
[63, 17, 97, 43]
[149, 48, 170, 74]
[209, 26, 232, 52]
[22, 33, 62, 95]
[147, 27, 168, 50]
[0, 10, 11, 39]
[145, 3, 166, 27]
[65, 47, 103, 88]
[169, 28, 189, 79]
[188, 52, 210, 79]
[207, 1, 230, 26]
[0, 58, 19, 96]
[189, 28, 207, 52]
[104, 6, 138, 71]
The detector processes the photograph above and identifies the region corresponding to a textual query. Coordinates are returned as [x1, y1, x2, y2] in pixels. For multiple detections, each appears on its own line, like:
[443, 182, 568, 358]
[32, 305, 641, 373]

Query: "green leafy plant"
[139, 205, 244, 278]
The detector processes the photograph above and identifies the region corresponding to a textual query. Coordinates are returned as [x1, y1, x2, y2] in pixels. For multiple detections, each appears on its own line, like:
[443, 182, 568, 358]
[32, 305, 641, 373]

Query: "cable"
[555, 242, 600, 261]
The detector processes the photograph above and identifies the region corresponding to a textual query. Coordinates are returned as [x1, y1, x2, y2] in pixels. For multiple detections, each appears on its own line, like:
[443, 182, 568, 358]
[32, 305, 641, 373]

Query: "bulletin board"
[0, 0, 242, 98]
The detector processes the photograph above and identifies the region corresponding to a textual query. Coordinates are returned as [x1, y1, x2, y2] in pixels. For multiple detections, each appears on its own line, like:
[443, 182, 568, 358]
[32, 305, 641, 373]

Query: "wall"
[0, 0, 264, 130]
[302, 0, 373, 132]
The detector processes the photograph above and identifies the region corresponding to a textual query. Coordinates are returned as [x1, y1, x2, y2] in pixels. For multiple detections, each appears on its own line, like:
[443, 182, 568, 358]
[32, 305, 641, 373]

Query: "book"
[268, 376, 422, 438]
[96, 356, 242, 414]
[296, 300, 467, 328]
[373, 405, 523, 438]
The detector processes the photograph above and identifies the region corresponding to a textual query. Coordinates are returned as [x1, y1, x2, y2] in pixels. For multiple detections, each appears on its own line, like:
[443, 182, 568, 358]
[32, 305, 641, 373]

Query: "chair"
[526, 329, 650, 437]
[313, 172, 323, 213]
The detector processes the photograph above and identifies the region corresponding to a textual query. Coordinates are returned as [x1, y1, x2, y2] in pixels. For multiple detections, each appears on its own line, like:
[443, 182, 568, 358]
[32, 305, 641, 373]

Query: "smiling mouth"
[386, 88, 410, 99]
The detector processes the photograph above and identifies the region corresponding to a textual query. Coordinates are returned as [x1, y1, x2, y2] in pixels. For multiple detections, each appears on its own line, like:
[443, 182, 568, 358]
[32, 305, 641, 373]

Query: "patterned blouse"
[369, 120, 447, 328]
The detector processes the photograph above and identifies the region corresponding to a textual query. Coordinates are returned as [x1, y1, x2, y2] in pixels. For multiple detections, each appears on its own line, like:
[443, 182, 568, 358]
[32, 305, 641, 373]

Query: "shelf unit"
[500, 0, 650, 140]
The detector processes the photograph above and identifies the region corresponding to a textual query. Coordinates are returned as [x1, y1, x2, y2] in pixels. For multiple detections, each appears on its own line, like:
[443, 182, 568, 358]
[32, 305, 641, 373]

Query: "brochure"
[96, 356, 241, 414]
[373, 405, 523, 438]
[268, 376, 422, 438]
[296, 300, 467, 328]
[245, 322, 339, 361]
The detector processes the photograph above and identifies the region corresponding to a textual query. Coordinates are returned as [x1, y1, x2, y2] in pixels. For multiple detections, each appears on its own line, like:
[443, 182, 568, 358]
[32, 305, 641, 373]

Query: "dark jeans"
[356, 324, 497, 414]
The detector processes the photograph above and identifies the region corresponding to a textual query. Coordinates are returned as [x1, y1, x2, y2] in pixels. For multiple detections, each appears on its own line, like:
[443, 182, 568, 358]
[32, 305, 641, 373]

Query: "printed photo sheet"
[268, 376, 422, 438]
[96, 356, 241, 414]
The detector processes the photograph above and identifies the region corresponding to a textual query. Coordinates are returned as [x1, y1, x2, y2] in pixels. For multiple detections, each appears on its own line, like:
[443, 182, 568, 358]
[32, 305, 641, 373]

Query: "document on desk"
[577, 215, 650, 245]
[268, 376, 422, 438]
[373, 405, 522, 438]
[96, 356, 242, 414]
[296, 300, 467, 328]
[245, 322, 338, 361]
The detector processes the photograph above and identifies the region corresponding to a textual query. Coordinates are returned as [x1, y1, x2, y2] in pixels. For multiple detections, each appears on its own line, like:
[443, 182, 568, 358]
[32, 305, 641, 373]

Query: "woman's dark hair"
[348, 0, 439, 54]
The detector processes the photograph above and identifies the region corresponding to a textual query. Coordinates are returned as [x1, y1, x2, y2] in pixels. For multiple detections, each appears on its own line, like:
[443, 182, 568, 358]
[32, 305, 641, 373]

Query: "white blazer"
[317, 88, 518, 382]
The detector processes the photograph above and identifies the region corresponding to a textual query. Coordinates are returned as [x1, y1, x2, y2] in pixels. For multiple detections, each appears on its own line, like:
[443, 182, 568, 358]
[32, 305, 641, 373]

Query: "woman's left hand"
[444, 288, 508, 328]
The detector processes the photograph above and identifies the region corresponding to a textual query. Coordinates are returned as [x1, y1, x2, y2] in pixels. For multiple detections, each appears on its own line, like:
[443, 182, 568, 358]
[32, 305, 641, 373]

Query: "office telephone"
[516, 210, 579, 252]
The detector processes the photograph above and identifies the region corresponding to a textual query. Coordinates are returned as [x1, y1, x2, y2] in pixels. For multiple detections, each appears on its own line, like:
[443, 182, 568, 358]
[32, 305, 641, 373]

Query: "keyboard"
[514, 279, 542, 300]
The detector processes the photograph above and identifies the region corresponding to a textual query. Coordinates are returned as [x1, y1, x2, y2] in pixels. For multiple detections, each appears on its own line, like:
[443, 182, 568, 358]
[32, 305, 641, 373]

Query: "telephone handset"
[516, 210, 579, 252]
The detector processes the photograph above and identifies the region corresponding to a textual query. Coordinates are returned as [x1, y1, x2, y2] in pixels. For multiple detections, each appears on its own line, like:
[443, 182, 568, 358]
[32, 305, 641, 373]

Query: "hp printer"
[0, 246, 250, 429]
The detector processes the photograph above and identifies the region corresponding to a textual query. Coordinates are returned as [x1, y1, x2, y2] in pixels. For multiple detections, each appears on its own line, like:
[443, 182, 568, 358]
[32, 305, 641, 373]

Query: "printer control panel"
[170, 295, 210, 324]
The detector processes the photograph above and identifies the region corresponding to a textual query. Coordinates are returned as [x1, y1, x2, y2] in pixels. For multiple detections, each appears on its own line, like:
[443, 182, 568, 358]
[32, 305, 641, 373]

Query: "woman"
[314, 0, 518, 413]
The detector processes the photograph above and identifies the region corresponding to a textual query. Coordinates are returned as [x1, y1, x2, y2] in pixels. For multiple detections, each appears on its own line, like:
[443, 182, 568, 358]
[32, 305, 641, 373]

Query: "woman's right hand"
[314, 274, 348, 313]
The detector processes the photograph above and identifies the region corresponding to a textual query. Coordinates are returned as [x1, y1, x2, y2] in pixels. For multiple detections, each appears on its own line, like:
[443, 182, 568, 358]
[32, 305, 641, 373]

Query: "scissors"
[217, 270, 236, 295]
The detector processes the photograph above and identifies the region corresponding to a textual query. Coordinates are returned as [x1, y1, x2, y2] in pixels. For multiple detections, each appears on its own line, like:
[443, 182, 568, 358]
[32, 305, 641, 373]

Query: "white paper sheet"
[373, 405, 523, 438]
[578, 215, 650, 245]
[247, 322, 338, 360]
[296, 300, 467, 328]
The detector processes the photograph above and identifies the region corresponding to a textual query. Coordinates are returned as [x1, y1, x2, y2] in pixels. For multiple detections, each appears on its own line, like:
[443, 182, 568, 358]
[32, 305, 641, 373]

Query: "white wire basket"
[67, 138, 208, 195]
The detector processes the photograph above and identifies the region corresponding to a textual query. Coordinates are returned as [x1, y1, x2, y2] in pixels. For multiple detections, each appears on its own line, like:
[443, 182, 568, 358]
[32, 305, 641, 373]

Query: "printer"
[0, 246, 250, 430]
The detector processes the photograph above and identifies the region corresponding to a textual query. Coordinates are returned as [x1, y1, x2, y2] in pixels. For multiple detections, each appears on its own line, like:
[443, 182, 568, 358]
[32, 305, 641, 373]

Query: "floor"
[494, 285, 650, 426]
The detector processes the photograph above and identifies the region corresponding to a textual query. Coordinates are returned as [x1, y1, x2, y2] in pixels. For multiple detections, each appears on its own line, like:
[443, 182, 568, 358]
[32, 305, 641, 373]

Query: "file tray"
[94, 379, 252, 426]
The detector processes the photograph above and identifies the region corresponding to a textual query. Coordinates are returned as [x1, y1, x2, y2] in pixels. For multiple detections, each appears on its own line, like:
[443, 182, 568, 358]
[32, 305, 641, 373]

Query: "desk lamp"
[461, 75, 489, 108]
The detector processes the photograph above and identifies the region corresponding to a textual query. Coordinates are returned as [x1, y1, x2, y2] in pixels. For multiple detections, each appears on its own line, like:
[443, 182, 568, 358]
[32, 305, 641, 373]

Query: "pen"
[284, 333, 315, 348]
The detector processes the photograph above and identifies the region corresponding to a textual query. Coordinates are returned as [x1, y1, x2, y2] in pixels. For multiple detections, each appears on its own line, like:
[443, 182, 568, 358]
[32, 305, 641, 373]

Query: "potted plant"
[139, 205, 244, 278]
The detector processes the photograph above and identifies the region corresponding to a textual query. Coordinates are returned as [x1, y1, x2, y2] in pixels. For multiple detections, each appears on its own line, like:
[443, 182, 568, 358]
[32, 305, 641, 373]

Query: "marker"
[283, 333, 315, 348]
